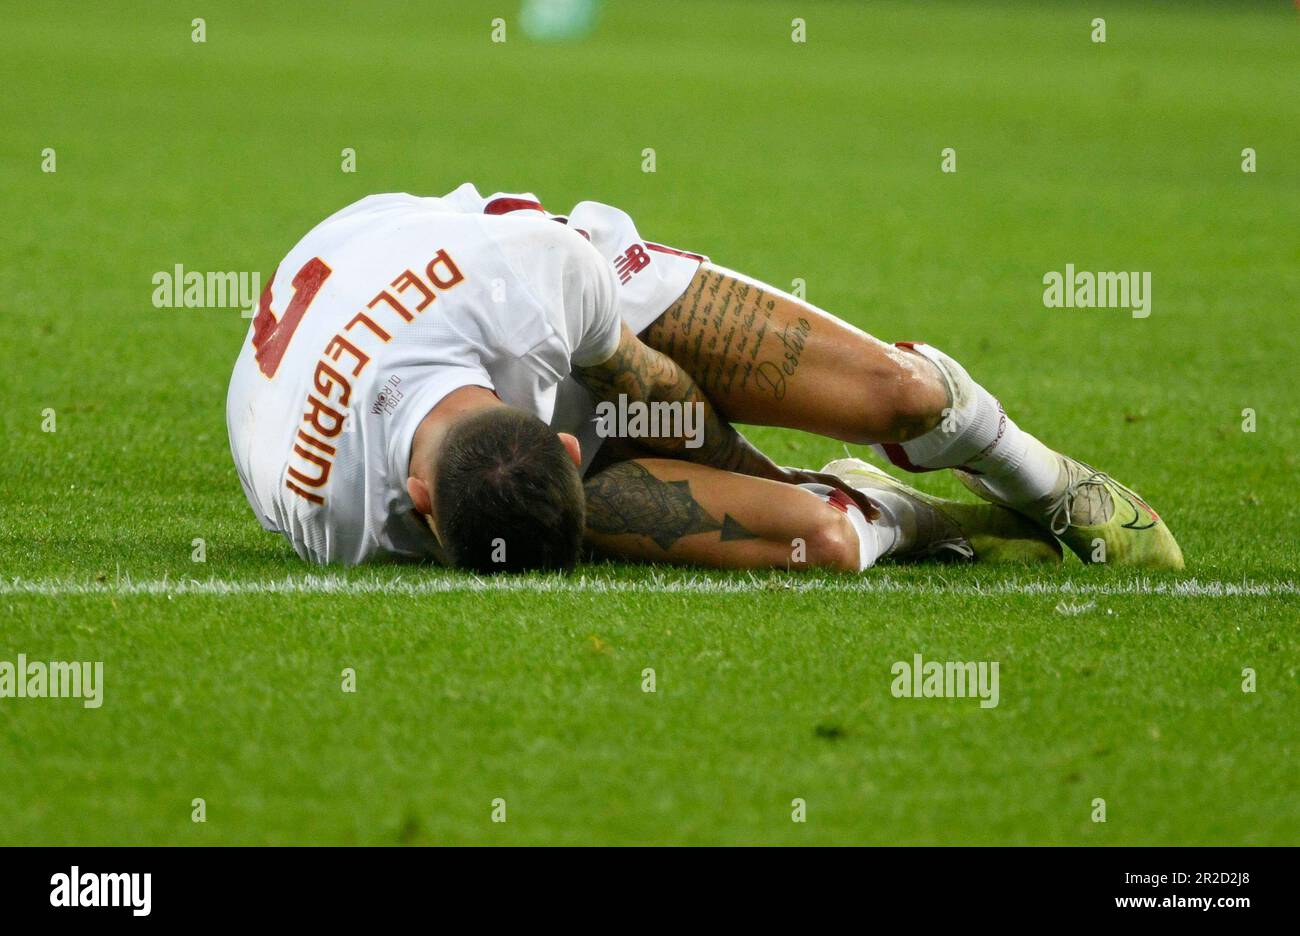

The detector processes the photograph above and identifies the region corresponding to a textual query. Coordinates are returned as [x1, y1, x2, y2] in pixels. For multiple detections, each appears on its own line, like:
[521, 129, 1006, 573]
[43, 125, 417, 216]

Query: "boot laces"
[1045, 467, 1111, 536]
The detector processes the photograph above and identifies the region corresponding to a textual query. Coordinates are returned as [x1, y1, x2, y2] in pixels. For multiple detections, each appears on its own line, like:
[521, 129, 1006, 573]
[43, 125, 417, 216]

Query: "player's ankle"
[973, 445, 1065, 510]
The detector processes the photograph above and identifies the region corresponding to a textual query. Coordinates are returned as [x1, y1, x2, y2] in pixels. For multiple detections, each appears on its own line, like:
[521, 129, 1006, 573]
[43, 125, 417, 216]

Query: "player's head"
[431, 407, 585, 573]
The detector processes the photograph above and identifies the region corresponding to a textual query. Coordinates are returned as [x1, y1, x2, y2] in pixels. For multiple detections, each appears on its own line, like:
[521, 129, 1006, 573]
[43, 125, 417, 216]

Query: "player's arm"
[582, 458, 860, 570]
[573, 322, 783, 478]
[573, 324, 878, 514]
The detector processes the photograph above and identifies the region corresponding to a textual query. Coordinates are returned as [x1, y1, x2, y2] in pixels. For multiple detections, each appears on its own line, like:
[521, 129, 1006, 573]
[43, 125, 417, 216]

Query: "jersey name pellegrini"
[226, 184, 703, 564]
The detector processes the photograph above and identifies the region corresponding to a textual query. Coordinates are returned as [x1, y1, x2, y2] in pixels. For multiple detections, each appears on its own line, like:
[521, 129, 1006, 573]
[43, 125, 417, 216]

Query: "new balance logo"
[614, 244, 651, 284]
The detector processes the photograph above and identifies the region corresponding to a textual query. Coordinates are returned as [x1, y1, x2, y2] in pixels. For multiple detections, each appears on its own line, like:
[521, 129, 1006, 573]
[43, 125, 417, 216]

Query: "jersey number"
[252, 257, 332, 378]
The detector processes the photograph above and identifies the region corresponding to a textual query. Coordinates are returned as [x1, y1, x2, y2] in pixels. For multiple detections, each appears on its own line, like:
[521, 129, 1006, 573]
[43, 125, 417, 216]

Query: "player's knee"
[803, 510, 861, 572]
[861, 345, 948, 443]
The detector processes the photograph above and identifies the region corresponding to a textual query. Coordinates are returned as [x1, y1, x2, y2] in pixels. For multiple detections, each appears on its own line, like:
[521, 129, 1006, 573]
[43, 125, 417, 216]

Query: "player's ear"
[558, 432, 582, 468]
[406, 476, 433, 517]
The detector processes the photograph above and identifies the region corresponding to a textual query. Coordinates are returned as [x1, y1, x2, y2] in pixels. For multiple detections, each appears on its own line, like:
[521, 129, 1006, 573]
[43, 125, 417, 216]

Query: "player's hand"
[774, 467, 882, 521]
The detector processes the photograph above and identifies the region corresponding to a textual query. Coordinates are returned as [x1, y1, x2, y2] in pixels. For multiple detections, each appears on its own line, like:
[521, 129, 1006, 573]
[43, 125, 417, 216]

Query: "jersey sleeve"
[473, 186, 623, 363]
[485, 217, 623, 370]
[450, 183, 702, 364]
[563, 234, 622, 367]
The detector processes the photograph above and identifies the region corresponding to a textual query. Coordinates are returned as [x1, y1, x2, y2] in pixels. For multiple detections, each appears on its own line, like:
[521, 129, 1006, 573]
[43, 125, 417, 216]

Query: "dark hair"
[432, 408, 585, 573]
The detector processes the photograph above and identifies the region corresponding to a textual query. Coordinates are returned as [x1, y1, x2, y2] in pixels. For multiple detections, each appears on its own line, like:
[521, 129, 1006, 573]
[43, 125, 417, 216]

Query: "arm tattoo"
[574, 328, 778, 478]
[583, 461, 756, 551]
[572, 327, 675, 404]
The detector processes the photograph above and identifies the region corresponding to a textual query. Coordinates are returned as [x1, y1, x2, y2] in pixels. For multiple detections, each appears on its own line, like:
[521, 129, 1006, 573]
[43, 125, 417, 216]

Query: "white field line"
[0, 574, 1295, 598]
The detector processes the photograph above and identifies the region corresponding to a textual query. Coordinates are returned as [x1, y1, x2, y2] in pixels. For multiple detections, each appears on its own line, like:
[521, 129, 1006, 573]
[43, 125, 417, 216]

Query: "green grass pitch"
[1, 1, 1296, 844]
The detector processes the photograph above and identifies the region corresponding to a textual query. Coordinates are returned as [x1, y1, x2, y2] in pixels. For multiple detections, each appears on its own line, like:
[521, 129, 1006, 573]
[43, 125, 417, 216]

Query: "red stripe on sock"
[825, 488, 854, 514]
[881, 442, 931, 473]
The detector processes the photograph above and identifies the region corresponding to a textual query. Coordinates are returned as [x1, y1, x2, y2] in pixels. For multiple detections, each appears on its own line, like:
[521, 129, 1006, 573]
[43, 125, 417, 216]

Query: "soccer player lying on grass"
[226, 184, 1182, 573]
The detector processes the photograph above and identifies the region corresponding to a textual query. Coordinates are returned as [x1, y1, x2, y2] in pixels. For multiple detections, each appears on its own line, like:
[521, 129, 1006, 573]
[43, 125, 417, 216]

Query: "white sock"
[871, 343, 1061, 507]
[799, 483, 898, 570]
[857, 485, 918, 554]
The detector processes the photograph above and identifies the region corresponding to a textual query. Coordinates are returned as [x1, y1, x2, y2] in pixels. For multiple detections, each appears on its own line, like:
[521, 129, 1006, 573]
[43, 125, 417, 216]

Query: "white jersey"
[226, 183, 704, 565]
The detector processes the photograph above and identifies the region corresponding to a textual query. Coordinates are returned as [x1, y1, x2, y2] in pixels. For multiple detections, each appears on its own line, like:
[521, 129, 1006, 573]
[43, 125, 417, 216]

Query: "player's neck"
[408, 386, 505, 511]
